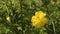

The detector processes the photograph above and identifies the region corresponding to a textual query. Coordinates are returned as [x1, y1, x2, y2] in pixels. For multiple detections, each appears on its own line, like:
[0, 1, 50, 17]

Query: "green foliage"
[0, 0, 60, 34]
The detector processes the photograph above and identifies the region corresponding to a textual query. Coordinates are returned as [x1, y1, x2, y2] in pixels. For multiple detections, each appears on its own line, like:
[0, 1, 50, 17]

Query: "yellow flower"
[31, 11, 48, 28]
[35, 11, 46, 20]
[6, 16, 10, 22]
[31, 16, 40, 26]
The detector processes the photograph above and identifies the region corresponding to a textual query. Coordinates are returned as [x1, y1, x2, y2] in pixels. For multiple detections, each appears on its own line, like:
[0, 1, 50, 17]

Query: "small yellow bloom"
[31, 11, 48, 28]
[6, 16, 10, 22]
[35, 11, 46, 20]
[31, 16, 40, 26]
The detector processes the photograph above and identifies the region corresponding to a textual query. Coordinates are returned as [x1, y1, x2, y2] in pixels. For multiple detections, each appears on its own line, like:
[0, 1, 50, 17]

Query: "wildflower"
[6, 16, 10, 22]
[35, 11, 46, 20]
[31, 11, 48, 28]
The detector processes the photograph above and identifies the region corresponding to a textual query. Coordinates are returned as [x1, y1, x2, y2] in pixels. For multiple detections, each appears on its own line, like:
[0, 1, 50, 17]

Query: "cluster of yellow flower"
[31, 11, 48, 28]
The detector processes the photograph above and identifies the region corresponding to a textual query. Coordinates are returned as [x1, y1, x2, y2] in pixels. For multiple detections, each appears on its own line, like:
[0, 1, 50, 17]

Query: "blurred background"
[0, 0, 60, 34]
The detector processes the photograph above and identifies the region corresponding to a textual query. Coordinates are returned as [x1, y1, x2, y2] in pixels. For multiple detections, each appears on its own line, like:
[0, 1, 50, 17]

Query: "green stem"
[52, 20, 56, 34]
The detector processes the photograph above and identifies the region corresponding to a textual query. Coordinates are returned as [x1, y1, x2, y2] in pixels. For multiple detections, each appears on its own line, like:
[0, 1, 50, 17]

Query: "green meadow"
[0, 0, 60, 34]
